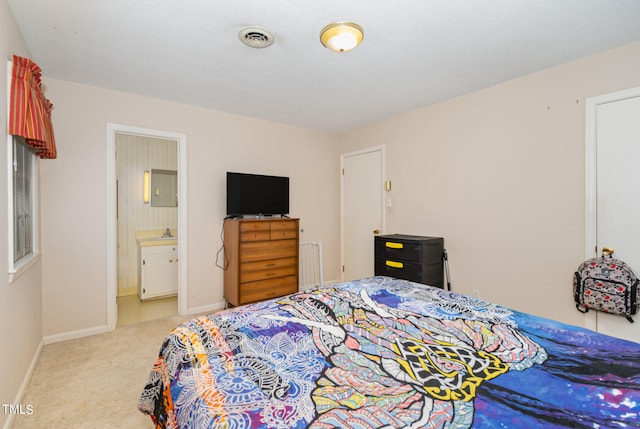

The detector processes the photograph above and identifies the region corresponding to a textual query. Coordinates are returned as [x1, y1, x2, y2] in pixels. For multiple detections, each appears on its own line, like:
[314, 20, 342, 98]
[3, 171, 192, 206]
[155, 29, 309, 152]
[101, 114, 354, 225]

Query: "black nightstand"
[374, 234, 445, 289]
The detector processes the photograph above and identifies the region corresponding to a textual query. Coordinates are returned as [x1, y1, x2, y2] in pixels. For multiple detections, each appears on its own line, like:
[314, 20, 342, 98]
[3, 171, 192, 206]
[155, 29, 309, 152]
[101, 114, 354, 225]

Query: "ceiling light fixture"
[320, 22, 364, 53]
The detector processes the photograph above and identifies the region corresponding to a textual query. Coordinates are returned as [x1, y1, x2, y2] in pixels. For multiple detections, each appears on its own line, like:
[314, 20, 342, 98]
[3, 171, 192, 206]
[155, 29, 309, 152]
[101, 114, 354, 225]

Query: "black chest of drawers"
[374, 234, 444, 289]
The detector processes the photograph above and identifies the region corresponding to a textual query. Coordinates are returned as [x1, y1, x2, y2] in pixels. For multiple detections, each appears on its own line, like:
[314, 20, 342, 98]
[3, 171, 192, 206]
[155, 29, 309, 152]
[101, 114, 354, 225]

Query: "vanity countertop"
[135, 229, 178, 247]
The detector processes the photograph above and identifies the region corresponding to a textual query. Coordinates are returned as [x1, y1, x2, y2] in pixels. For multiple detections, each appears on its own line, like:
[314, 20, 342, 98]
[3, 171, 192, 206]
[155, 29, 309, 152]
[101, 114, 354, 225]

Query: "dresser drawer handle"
[264, 263, 276, 267]
[385, 242, 403, 249]
[266, 272, 276, 277]
[386, 260, 403, 269]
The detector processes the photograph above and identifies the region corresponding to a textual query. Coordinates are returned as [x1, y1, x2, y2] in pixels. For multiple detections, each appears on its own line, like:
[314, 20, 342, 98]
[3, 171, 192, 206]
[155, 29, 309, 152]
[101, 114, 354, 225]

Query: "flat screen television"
[226, 172, 289, 217]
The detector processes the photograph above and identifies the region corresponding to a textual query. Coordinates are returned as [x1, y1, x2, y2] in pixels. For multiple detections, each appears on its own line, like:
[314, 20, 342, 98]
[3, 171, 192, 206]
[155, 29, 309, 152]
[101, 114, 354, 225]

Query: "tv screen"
[226, 172, 289, 217]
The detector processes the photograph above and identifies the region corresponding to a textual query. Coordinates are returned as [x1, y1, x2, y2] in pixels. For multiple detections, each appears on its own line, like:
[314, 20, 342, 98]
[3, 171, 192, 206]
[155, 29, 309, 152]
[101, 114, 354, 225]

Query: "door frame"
[339, 145, 386, 282]
[106, 123, 188, 331]
[584, 85, 640, 330]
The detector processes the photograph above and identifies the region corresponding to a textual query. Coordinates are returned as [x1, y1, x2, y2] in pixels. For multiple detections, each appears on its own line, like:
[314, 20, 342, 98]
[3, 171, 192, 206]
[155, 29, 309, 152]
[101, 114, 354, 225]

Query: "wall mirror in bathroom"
[151, 169, 178, 207]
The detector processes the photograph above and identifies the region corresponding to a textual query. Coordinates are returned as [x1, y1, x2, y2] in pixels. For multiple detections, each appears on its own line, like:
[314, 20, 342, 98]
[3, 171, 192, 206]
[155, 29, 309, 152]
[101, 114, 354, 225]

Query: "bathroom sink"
[137, 236, 177, 241]
[136, 236, 178, 247]
[135, 229, 178, 247]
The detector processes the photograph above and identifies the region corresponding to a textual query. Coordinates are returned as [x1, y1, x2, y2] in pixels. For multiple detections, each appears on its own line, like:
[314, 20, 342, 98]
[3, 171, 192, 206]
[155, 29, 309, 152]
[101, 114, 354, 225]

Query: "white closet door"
[341, 147, 384, 281]
[595, 94, 640, 343]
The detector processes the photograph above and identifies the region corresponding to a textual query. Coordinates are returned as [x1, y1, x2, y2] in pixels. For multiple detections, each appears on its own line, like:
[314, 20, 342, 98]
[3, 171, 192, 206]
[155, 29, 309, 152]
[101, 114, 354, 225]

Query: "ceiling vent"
[238, 27, 275, 48]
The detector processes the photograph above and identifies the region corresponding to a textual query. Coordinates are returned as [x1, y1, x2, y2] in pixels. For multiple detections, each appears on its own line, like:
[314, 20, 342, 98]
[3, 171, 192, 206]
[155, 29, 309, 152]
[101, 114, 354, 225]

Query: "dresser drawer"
[270, 220, 298, 239]
[375, 258, 423, 282]
[375, 258, 443, 287]
[240, 239, 297, 262]
[271, 228, 298, 240]
[375, 236, 442, 263]
[239, 276, 298, 305]
[239, 221, 271, 241]
[240, 257, 297, 283]
[240, 230, 271, 241]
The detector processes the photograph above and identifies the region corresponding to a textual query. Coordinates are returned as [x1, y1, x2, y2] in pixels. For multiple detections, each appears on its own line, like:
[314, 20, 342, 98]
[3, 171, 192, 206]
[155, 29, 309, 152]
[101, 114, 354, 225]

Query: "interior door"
[341, 147, 384, 281]
[593, 92, 640, 343]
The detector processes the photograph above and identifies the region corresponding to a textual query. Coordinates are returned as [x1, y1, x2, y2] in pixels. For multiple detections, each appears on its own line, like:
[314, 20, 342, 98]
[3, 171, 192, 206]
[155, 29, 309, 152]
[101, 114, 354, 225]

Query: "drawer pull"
[385, 242, 404, 249]
[264, 263, 276, 267]
[386, 260, 403, 269]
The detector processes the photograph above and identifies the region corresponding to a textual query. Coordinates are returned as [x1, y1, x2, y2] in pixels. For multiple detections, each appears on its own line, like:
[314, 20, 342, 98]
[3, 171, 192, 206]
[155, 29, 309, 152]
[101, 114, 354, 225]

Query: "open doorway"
[106, 124, 187, 331]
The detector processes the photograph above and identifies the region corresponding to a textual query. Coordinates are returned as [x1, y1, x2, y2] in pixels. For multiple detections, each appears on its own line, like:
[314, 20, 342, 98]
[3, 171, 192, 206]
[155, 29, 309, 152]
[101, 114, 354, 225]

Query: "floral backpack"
[573, 247, 638, 323]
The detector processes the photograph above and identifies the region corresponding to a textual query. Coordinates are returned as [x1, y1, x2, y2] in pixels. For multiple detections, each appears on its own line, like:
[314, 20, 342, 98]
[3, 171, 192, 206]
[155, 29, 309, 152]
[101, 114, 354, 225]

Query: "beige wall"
[338, 41, 640, 326]
[0, 0, 43, 425]
[38, 79, 341, 337]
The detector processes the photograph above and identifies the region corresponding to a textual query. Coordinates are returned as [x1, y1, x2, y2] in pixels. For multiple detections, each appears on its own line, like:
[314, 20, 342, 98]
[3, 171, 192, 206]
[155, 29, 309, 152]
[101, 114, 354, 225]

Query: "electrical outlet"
[472, 289, 480, 298]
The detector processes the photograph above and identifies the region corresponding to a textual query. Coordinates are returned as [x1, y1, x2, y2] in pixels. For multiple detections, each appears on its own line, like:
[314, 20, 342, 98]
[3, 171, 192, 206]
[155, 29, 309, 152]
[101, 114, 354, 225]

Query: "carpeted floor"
[12, 314, 190, 428]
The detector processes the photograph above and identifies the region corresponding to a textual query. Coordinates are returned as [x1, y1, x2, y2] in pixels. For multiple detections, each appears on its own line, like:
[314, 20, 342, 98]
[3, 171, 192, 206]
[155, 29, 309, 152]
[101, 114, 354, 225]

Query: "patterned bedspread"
[138, 276, 640, 428]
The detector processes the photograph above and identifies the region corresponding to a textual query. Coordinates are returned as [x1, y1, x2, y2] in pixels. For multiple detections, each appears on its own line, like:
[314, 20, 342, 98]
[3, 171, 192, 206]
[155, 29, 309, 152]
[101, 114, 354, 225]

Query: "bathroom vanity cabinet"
[138, 243, 178, 300]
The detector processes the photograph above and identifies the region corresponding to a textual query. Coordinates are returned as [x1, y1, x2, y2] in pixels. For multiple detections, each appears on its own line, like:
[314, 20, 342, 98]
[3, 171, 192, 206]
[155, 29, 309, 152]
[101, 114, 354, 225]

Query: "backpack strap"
[576, 303, 588, 314]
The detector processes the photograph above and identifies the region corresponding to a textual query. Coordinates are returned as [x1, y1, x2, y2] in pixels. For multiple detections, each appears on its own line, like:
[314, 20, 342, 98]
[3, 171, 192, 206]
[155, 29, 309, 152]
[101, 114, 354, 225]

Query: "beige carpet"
[12, 314, 191, 429]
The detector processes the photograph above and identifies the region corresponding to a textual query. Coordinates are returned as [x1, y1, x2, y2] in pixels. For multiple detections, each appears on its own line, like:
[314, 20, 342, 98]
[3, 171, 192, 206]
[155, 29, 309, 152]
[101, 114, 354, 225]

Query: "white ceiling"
[8, 0, 640, 133]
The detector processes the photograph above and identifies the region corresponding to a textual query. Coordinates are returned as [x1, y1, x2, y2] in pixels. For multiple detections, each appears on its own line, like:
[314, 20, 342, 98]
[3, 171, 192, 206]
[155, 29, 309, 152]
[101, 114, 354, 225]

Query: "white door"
[341, 147, 385, 281]
[587, 89, 640, 343]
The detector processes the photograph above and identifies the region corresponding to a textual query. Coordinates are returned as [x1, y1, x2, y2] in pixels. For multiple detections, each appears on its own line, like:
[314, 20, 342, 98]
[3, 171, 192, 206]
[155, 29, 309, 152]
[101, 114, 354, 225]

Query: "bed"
[138, 276, 640, 428]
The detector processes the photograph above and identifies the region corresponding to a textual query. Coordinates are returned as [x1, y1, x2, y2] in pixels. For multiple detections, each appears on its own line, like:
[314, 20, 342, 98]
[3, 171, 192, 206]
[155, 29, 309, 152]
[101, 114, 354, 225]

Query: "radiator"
[299, 241, 324, 290]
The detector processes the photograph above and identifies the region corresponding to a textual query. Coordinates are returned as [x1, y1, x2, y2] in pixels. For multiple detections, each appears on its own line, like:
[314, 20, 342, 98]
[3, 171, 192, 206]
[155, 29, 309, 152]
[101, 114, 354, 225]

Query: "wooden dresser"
[223, 218, 299, 306]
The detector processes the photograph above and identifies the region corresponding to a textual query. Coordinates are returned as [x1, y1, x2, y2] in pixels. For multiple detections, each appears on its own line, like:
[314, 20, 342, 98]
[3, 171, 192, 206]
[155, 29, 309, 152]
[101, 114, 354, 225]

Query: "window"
[8, 135, 38, 280]
[6, 55, 56, 281]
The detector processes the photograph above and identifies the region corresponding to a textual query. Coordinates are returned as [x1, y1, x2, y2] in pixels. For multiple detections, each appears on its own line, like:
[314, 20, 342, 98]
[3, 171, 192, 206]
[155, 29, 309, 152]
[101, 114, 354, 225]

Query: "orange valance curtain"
[8, 54, 57, 159]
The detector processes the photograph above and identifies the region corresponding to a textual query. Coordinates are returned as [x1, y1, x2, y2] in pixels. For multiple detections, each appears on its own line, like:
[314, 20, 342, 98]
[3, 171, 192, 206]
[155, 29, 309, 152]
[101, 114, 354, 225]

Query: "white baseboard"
[2, 339, 44, 429]
[43, 325, 109, 345]
[186, 301, 226, 316]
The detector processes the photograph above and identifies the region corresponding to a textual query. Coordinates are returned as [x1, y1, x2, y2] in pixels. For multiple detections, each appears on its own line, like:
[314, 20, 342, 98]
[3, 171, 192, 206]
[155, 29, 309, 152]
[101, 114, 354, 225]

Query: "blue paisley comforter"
[138, 276, 640, 428]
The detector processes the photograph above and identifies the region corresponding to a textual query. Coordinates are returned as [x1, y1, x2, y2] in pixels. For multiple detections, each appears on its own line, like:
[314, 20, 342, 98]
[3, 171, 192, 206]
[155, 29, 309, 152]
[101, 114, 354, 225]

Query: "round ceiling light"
[238, 27, 275, 48]
[320, 22, 364, 53]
